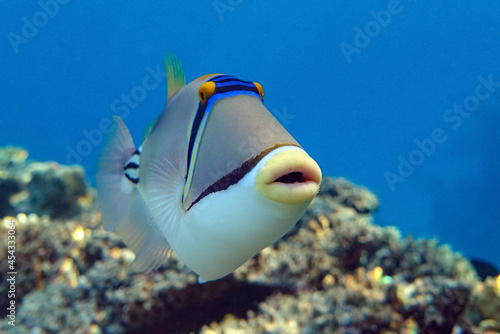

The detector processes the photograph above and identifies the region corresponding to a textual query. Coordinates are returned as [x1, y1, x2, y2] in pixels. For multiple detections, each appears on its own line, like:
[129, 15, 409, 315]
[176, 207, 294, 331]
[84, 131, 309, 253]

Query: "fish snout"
[255, 149, 322, 204]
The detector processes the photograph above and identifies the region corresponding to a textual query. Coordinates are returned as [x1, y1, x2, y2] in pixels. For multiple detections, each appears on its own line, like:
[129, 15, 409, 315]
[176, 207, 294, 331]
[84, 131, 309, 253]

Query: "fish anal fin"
[115, 193, 172, 273]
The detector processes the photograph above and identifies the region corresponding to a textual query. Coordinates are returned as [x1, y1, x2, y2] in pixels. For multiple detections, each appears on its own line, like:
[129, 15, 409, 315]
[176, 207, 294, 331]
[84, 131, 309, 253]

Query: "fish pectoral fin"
[145, 156, 184, 249]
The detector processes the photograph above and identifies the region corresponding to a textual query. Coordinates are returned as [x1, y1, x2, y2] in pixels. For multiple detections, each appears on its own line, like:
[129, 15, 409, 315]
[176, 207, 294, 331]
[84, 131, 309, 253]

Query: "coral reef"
[0, 146, 90, 219]
[0, 146, 499, 334]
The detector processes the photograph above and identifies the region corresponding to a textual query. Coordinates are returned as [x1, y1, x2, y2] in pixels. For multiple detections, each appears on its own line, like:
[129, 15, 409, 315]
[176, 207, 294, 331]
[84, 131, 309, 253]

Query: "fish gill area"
[0, 146, 499, 334]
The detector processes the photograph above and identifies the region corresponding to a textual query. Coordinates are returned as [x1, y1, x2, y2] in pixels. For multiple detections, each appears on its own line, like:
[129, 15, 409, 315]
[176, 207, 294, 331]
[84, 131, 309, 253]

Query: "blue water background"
[2, 1, 499, 267]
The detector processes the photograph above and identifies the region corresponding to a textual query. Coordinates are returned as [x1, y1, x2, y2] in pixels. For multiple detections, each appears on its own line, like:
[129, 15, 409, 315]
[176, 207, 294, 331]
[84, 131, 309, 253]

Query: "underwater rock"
[0, 146, 27, 217]
[467, 275, 500, 325]
[0, 146, 28, 171]
[0, 148, 498, 334]
[0, 146, 90, 218]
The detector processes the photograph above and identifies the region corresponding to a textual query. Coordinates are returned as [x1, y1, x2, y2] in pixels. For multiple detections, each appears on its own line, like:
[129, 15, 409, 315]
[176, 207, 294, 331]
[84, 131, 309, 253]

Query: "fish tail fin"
[96, 116, 171, 272]
[96, 116, 138, 232]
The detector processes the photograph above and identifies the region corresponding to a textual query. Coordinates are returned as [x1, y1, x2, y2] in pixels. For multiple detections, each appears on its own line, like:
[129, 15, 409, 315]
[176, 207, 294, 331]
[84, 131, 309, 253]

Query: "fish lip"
[255, 149, 322, 205]
[267, 161, 322, 186]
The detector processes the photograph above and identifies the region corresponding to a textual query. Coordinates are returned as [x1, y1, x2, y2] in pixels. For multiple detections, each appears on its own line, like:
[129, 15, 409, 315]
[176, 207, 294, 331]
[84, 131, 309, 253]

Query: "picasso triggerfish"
[96, 54, 321, 282]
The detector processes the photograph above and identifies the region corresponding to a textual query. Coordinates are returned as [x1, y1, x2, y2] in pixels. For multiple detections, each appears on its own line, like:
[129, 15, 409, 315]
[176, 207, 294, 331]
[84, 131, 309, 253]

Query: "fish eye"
[253, 82, 265, 101]
[198, 82, 216, 103]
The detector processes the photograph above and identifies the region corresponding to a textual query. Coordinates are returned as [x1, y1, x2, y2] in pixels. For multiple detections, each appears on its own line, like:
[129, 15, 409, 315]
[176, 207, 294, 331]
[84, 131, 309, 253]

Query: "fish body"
[97, 54, 321, 282]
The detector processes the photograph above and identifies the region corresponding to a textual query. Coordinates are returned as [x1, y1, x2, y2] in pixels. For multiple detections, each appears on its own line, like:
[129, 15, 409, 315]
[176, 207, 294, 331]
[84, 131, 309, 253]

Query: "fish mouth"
[255, 149, 322, 204]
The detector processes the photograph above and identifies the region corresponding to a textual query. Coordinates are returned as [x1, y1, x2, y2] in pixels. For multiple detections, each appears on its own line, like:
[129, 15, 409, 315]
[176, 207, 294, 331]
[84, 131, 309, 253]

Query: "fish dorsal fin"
[164, 53, 186, 101]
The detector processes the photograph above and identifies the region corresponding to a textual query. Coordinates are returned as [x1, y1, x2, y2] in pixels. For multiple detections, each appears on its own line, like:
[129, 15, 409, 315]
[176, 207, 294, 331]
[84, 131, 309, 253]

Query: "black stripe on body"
[184, 76, 262, 183]
[214, 84, 260, 96]
[125, 173, 139, 184]
[186, 143, 299, 211]
[125, 162, 139, 170]
[185, 102, 207, 178]
[210, 75, 231, 82]
[123, 149, 140, 184]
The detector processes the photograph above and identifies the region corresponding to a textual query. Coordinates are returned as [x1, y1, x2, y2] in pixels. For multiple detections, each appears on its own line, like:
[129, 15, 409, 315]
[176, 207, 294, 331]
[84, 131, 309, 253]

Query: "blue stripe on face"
[182, 76, 263, 205]
[215, 80, 256, 88]
[210, 75, 235, 82]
